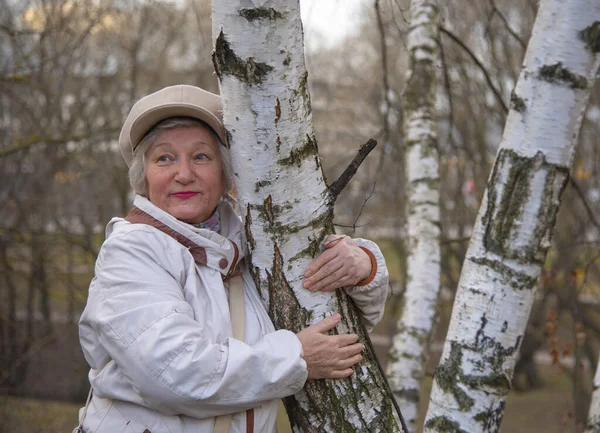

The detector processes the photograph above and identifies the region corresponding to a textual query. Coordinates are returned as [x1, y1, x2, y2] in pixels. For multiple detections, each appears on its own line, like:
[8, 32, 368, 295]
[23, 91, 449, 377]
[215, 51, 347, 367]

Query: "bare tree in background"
[385, 1, 441, 431]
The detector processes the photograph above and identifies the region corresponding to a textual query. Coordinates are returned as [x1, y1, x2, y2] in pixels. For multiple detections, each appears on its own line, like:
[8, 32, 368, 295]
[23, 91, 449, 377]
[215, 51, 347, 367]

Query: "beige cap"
[119, 84, 227, 166]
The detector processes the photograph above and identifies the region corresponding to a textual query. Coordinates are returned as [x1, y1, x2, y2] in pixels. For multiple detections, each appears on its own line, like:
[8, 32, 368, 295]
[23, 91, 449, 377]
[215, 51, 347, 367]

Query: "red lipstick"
[172, 191, 198, 199]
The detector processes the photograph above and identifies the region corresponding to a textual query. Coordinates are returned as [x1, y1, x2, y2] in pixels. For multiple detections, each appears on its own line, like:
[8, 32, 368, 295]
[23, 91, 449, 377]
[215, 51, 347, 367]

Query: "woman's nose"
[175, 160, 194, 183]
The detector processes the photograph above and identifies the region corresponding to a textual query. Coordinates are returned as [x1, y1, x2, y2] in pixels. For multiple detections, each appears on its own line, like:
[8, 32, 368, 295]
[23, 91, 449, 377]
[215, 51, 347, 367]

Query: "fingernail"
[304, 269, 313, 277]
[333, 313, 341, 320]
[303, 279, 311, 288]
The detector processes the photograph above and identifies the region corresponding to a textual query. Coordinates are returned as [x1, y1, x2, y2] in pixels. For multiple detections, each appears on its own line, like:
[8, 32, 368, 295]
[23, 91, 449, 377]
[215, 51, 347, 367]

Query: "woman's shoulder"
[99, 218, 189, 264]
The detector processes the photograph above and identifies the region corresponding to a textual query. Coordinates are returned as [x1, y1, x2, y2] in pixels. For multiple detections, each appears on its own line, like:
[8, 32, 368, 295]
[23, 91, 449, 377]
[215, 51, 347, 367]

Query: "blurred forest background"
[0, 0, 598, 432]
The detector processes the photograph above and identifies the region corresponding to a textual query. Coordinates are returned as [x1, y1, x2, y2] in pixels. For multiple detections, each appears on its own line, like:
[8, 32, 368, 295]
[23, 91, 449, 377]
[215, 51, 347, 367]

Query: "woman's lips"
[172, 192, 198, 199]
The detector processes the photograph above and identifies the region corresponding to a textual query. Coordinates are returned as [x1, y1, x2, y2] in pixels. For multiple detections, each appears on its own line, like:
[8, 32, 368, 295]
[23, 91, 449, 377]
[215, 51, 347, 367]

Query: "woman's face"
[145, 125, 225, 224]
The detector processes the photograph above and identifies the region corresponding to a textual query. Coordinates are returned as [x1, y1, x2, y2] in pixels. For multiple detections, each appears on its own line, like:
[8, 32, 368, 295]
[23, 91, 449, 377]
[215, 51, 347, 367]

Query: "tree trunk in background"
[212, 1, 403, 432]
[385, 1, 441, 431]
[586, 356, 600, 433]
[424, 1, 600, 432]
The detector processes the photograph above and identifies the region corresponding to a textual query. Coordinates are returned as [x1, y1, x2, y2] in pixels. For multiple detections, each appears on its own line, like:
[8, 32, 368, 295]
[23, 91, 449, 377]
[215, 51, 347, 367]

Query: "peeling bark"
[424, 1, 600, 432]
[385, 1, 441, 430]
[212, 1, 403, 431]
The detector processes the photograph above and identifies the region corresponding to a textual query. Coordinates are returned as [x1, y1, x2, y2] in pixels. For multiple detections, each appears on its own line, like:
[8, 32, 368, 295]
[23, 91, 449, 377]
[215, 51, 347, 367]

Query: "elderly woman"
[77, 85, 389, 433]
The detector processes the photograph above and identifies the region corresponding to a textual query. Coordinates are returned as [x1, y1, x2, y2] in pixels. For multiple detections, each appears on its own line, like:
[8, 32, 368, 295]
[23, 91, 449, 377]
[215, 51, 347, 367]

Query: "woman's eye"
[157, 155, 171, 162]
[194, 154, 208, 161]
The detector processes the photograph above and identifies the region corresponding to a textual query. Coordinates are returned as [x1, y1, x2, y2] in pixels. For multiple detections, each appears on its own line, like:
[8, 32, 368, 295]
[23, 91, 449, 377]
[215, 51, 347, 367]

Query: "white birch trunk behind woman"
[212, 1, 403, 431]
[585, 357, 600, 433]
[385, 1, 441, 431]
[424, 1, 600, 432]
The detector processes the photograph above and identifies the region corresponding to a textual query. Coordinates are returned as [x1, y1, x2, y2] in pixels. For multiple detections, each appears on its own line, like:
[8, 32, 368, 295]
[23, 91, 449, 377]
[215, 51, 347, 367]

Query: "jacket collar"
[124, 195, 244, 278]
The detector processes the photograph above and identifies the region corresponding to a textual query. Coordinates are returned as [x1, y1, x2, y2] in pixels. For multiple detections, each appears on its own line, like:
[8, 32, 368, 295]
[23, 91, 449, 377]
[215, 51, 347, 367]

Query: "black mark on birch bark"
[579, 21, 600, 53]
[213, 30, 273, 85]
[276, 135, 281, 152]
[538, 62, 588, 89]
[239, 7, 284, 21]
[510, 91, 526, 113]
[263, 194, 275, 225]
[254, 179, 272, 193]
[275, 97, 281, 123]
[482, 149, 569, 263]
[245, 206, 256, 251]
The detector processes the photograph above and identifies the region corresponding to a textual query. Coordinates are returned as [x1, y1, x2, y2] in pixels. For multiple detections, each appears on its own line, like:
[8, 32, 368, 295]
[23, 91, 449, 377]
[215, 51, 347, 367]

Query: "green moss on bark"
[579, 21, 600, 53]
[213, 30, 273, 85]
[278, 133, 319, 167]
[425, 416, 469, 433]
[481, 149, 569, 263]
[434, 344, 475, 411]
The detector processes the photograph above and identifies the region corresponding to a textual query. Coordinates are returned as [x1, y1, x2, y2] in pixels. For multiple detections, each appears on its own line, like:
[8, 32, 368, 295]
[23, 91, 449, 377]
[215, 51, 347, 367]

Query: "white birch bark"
[423, 1, 600, 432]
[585, 356, 600, 433]
[212, 1, 403, 431]
[385, 1, 441, 431]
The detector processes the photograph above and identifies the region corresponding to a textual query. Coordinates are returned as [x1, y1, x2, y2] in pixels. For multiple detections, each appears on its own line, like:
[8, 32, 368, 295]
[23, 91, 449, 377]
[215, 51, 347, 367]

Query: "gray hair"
[128, 117, 233, 196]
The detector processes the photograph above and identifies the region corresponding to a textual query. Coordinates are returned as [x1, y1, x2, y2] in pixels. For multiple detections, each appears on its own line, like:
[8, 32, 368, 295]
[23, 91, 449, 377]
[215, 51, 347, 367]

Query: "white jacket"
[78, 195, 389, 433]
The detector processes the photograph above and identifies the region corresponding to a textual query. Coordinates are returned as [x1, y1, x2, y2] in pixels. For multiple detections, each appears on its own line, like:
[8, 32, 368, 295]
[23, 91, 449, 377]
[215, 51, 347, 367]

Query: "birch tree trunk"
[585, 357, 600, 433]
[385, 1, 441, 431]
[212, 2, 403, 431]
[424, 1, 600, 432]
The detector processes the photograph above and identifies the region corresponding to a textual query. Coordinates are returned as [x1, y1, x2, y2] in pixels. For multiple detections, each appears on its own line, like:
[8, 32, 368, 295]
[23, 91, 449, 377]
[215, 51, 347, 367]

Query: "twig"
[0, 128, 120, 158]
[441, 236, 471, 245]
[351, 181, 377, 236]
[329, 139, 378, 201]
[488, 0, 527, 51]
[569, 177, 600, 231]
[439, 26, 509, 114]
[438, 33, 459, 152]
[374, 0, 392, 143]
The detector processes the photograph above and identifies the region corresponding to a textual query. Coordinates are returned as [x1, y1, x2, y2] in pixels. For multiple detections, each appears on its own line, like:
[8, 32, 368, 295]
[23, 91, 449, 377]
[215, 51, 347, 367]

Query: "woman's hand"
[303, 235, 371, 292]
[296, 314, 364, 379]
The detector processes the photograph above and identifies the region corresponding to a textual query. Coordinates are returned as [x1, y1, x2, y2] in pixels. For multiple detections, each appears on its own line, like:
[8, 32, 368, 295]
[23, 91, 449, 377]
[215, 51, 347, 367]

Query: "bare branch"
[0, 128, 120, 158]
[569, 177, 600, 232]
[329, 138, 378, 201]
[487, 0, 527, 51]
[374, 0, 392, 142]
[440, 25, 509, 114]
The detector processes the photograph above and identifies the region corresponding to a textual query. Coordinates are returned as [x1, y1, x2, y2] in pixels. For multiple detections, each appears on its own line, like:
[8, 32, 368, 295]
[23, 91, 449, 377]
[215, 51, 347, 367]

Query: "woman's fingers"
[337, 353, 363, 370]
[329, 368, 354, 379]
[308, 313, 342, 333]
[306, 265, 348, 292]
[304, 235, 372, 292]
[341, 342, 364, 358]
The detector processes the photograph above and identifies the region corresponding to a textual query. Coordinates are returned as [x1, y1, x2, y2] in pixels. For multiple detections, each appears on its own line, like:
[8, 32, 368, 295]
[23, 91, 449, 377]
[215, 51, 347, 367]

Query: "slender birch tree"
[586, 358, 600, 433]
[385, 1, 441, 431]
[211, 1, 404, 432]
[424, 1, 600, 432]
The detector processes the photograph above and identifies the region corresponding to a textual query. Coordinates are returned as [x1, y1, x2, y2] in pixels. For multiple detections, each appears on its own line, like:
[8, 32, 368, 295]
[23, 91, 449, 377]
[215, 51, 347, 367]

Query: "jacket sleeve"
[86, 228, 307, 419]
[344, 238, 390, 332]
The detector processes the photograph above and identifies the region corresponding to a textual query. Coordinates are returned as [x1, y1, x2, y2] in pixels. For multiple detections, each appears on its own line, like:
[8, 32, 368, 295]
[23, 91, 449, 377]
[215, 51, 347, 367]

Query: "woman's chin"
[170, 206, 208, 225]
